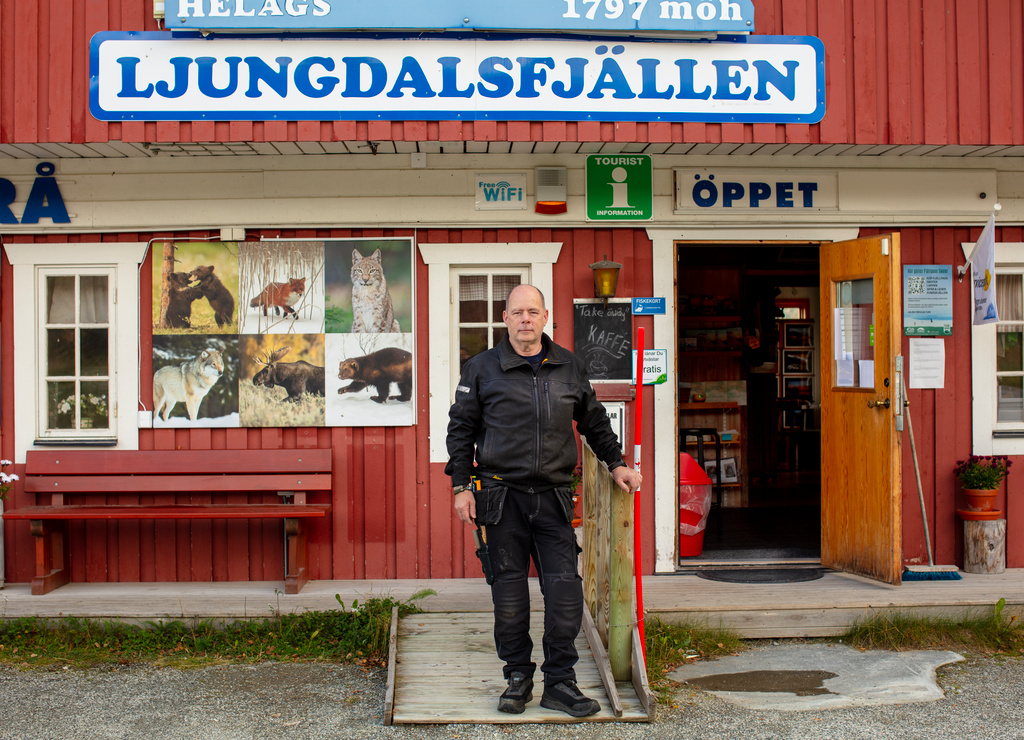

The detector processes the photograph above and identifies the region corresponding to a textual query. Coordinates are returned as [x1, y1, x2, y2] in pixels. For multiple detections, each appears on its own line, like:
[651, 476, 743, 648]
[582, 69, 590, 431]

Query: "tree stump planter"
[963, 519, 1006, 574]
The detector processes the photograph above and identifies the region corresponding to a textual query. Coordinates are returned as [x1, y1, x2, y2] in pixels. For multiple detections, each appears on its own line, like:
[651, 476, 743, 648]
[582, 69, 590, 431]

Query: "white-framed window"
[38, 268, 116, 439]
[418, 242, 561, 463]
[451, 268, 528, 385]
[971, 242, 1024, 455]
[4, 242, 147, 462]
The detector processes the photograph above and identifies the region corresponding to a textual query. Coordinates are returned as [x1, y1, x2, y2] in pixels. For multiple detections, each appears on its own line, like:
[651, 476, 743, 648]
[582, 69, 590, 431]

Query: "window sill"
[34, 438, 119, 447]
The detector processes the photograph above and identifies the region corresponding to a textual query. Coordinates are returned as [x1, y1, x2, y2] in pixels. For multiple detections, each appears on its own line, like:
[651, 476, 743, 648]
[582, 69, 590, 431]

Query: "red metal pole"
[633, 327, 646, 656]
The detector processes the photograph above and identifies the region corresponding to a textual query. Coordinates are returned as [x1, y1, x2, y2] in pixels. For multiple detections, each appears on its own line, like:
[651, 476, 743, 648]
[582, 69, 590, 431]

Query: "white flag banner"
[971, 213, 999, 325]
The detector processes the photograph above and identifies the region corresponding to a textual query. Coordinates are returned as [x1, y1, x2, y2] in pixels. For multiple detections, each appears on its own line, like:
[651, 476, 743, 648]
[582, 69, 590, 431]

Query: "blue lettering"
[673, 59, 711, 100]
[588, 58, 636, 99]
[776, 182, 794, 207]
[749, 182, 770, 207]
[552, 58, 587, 98]
[516, 57, 555, 98]
[342, 57, 387, 97]
[711, 59, 750, 100]
[22, 164, 70, 224]
[438, 57, 474, 98]
[798, 182, 818, 207]
[155, 57, 192, 98]
[294, 56, 338, 98]
[116, 57, 153, 98]
[244, 56, 291, 98]
[0, 178, 16, 224]
[753, 60, 799, 101]
[638, 59, 673, 99]
[196, 56, 242, 98]
[478, 57, 514, 98]
[722, 182, 744, 207]
[387, 57, 436, 98]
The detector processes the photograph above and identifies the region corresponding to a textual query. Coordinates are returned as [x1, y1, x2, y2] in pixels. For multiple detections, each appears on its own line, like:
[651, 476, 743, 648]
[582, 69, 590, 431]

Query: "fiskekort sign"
[90, 33, 825, 123]
[164, 0, 756, 34]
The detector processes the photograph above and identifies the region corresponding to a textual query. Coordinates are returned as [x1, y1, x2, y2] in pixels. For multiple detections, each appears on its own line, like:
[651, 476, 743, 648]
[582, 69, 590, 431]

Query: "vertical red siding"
[2, 1, 1023, 147]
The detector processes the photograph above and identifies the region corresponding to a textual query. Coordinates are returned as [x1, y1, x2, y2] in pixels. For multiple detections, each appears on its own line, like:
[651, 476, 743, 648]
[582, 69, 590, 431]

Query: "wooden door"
[819, 234, 904, 584]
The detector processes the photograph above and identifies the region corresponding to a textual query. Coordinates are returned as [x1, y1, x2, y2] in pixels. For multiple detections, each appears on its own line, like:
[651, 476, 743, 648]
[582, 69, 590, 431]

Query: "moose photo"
[239, 334, 326, 427]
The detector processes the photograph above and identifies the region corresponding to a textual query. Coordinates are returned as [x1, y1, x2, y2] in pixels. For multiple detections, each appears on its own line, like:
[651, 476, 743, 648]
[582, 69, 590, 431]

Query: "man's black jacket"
[445, 333, 624, 490]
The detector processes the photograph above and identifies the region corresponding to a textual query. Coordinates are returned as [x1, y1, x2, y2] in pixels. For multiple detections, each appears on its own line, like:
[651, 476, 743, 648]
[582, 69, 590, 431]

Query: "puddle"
[686, 670, 838, 696]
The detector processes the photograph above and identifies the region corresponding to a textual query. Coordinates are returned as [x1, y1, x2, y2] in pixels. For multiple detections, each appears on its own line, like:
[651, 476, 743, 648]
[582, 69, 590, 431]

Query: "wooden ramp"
[386, 611, 651, 724]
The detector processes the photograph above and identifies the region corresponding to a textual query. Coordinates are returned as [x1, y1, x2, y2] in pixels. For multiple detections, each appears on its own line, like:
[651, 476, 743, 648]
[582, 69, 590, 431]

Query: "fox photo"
[239, 334, 326, 427]
[152, 335, 239, 427]
[239, 241, 325, 335]
[153, 241, 239, 335]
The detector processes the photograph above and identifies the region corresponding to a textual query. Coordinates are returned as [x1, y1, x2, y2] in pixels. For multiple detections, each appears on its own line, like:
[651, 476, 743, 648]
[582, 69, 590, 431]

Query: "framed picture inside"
[784, 376, 813, 400]
[783, 322, 814, 348]
[783, 349, 813, 374]
[702, 460, 719, 481]
[719, 457, 739, 483]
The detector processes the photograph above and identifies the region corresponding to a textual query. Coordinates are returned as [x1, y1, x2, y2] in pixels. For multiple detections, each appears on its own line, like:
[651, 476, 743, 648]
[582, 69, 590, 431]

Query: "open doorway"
[677, 244, 821, 563]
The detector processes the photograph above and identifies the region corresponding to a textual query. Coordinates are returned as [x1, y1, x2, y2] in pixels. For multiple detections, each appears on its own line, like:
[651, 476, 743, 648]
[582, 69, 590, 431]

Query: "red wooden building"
[1, 0, 1022, 590]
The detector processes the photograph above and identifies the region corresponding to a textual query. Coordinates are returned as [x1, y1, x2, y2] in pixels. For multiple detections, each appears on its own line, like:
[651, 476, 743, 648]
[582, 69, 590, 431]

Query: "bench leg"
[29, 520, 70, 595]
[283, 517, 309, 594]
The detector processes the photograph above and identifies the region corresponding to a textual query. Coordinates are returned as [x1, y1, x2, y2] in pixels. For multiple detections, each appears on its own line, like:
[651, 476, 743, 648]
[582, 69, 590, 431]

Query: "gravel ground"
[0, 647, 1022, 740]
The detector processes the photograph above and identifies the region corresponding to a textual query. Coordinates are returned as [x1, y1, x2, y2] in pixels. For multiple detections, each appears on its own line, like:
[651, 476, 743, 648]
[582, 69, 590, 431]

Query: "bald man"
[446, 284, 641, 717]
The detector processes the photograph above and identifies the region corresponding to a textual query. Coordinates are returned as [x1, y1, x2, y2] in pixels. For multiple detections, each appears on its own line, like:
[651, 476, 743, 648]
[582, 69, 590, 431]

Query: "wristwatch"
[452, 483, 471, 495]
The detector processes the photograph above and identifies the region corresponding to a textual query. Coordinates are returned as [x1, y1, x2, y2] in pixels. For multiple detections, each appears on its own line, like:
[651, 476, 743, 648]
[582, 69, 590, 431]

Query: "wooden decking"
[387, 612, 649, 724]
[1, 570, 1021, 637]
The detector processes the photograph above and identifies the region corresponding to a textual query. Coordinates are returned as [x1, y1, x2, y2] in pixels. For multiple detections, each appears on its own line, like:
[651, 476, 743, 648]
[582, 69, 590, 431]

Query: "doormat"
[697, 568, 826, 584]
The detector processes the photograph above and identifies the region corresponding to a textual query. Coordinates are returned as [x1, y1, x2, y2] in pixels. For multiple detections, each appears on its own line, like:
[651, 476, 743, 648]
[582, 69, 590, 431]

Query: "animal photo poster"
[151, 237, 415, 428]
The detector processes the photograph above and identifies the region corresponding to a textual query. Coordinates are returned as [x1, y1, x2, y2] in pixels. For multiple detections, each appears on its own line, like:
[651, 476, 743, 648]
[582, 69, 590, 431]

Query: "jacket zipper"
[531, 374, 541, 486]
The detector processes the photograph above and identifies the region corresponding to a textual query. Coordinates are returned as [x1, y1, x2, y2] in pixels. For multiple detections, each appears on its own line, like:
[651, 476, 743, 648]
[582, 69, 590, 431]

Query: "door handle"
[868, 398, 891, 409]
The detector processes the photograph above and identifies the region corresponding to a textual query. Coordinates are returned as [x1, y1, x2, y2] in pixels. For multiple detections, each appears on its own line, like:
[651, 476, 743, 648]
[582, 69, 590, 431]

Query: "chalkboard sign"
[573, 301, 633, 380]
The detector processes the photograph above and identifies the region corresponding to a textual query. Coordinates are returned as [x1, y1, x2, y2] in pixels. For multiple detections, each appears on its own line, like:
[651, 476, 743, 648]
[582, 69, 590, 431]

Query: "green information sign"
[586, 155, 653, 221]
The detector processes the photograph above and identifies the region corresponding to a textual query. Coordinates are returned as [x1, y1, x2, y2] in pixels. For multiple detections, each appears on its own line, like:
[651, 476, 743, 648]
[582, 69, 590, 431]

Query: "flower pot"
[962, 488, 999, 513]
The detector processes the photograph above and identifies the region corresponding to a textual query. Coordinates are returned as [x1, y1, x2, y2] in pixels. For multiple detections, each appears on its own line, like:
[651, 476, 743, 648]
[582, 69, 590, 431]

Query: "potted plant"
[0, 459, 18, 590]
[954, 455, 1012, 512]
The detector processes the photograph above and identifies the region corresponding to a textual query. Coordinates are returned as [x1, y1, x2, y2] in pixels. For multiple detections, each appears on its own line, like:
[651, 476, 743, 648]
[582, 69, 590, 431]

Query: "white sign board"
[475, 174, 527, 210]
[91, 33, 825, 123]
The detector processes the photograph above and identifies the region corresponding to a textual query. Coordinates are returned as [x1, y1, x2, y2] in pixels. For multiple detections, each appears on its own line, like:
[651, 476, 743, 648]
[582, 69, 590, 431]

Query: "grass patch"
[0, 589, 434, 670]
[644, 616, 744, 702]
[839, 598, 1023, 655]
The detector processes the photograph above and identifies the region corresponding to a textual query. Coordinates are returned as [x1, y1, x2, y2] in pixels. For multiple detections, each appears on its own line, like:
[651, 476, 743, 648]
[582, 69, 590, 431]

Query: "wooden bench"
[4, 449, 332, 596]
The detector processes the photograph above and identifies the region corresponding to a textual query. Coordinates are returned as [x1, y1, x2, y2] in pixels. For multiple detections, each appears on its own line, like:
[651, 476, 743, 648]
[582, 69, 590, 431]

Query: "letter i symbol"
[609, 167, 633, 208]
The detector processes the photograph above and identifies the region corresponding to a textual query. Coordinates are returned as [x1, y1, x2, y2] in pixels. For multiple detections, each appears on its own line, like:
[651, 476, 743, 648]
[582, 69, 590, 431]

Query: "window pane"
[459, 327, 488, 368]
[80, 329, 109, 376]
[46, 276, 75, 324]
[492, 326, 509, 348]
[491, 275, 522, 322]
[997, 377, 1024, 423]
[47, 329, 76, 376]
[80, 275, 109, 324]
[47, 381, 77, 430]
[997, 274, 1022, 322]
[997, 326, 1023, 373]
[833, 278, 874, 388]
[459, 275, 488, 322]
[79, 382, 110, 429]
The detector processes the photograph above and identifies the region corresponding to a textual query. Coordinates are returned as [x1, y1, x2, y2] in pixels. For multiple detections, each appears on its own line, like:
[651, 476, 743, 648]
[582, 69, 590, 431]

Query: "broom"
[901, 374, 961, 581]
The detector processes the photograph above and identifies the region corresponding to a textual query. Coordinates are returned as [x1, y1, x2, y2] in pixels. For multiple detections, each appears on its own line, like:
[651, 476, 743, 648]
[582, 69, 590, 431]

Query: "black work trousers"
[483, 485, 582, 685]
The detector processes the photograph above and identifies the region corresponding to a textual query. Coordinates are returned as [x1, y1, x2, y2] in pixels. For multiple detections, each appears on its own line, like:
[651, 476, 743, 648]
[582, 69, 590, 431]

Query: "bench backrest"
[25, 449, 332, 495]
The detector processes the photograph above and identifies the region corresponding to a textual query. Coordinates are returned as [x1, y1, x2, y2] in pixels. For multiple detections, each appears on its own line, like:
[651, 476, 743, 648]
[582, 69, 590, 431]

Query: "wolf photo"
[152, 335, 239, 427]
[324, 238, 413, 334]
[153, 241, 239, 334]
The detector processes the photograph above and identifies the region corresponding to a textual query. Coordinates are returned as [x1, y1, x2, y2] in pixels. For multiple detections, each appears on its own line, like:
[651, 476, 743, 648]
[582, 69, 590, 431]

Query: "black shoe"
[497, 671, 534, 714]
[540, 679, 601, 717]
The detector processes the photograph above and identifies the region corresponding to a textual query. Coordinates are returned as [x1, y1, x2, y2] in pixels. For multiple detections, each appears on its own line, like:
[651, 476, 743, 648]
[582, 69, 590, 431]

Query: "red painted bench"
[4, 449, 332, 596]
